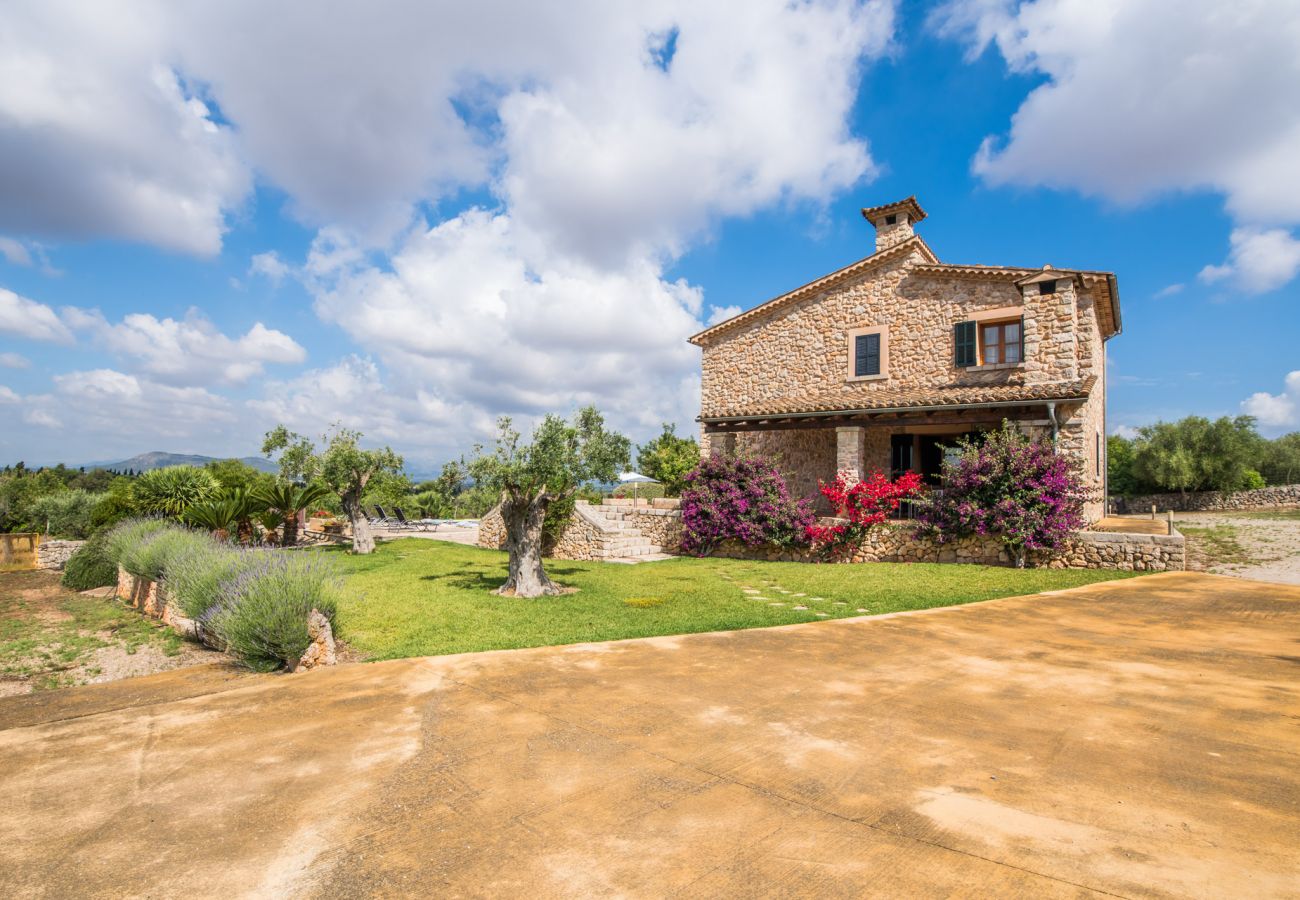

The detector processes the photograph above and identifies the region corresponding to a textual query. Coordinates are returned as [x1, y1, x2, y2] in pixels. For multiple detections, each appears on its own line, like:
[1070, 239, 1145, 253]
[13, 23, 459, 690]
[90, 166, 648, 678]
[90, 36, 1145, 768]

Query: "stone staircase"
[583, 504, 674, 563]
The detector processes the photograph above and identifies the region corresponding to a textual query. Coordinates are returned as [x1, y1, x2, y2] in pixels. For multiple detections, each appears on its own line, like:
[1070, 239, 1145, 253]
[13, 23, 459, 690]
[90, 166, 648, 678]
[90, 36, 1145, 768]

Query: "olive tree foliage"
[635, 423, 700, 497]
[262, 425, 403, 554]
[469, 407, 629, 597]
[1131, 415, 1264, 495]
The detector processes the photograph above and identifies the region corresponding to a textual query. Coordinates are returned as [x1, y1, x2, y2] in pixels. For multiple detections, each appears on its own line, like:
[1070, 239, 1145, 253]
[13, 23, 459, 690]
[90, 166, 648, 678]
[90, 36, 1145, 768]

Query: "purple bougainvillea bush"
[680, 455, 815, 556]
[915, 424, 1092, 567]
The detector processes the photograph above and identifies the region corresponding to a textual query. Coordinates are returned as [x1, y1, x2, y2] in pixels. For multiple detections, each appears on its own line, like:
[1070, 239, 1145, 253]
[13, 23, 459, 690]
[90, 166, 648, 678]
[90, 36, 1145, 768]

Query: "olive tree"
[470, 407, 629, 597]
[262, 425, 403, 554]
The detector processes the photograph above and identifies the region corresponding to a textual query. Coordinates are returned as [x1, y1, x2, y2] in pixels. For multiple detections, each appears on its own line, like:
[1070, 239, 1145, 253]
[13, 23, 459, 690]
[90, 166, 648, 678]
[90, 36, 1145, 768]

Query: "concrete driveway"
[2, 572, 1297, 898]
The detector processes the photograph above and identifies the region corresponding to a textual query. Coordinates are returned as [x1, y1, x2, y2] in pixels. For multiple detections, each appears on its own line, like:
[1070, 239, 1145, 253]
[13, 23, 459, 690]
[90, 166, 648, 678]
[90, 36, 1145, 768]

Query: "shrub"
[680, 455, 814, 556]
[60, 531, 118, 591]
[131, 465, 221, 518]
[26, 489, 105, 539]
[1240, 468, 1267, 491]
[130, 528, 209, 581]
[105, 519, 175, 573]
[206, 553, 341, 670]
[807, 470, 924, 558]
[915, 424, 1091, 567]
[166, 542, 267, 619]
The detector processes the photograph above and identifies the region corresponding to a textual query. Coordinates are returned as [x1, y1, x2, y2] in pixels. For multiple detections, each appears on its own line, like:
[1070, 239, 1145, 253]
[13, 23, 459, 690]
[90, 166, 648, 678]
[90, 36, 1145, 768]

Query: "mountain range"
[83, 451, 279, 474]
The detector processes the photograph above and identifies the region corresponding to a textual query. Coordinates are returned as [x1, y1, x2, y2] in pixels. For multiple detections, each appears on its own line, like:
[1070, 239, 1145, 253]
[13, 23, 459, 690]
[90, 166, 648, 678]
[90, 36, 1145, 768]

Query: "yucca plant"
[253, 482, 331, 546]
[131, 466, 221, 518]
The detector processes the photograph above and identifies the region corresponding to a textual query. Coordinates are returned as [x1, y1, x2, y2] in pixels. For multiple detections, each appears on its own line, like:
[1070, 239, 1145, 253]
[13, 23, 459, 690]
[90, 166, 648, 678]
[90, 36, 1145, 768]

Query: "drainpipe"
[1046, 401, 1060, 448]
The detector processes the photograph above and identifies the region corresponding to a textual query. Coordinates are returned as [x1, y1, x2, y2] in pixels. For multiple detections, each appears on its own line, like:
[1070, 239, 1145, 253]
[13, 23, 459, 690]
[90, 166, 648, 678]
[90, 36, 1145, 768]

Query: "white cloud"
[0, 352, 29, 369]
[0, 288, 74, 343]
[934, 0, 1300, 288]
[0, 237, 32, 266]
[46, 368, 237, 435]
[2, 0, 891, 255]
[1198, 227, 1300, 294]
[306, 210, 712, 446]
[1242, 370, 1300, 429]
[1153, 283, 1184, 299]
[249, 251, 290, 285]
[0, 385, 19, 403]
[1110, 424, 1139, 440]
[66, 308, 306, 385]
[0, 3, 249, 255]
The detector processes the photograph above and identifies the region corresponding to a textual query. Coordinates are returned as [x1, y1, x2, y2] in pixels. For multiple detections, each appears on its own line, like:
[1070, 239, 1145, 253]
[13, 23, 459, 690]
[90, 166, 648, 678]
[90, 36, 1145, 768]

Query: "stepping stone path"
[793, 605, 808, 611]
[857, 608, 868, 613]
[815, 612, 830, 618]
[769, 602, 785, 606]
[833, 602, 847, 606]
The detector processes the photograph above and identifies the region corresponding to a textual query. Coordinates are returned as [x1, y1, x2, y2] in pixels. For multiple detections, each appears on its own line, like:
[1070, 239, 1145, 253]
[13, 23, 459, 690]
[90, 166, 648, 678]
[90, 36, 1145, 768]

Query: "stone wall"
[697, 253, 1105, 418]
[36, 539, 84, 571]
[478, 502, 626, 560]
[734, 427, 837, 509]
[618, 507, 684, 553]
[1115, 484, 1300, 513]
[708, 520, 1184, 572]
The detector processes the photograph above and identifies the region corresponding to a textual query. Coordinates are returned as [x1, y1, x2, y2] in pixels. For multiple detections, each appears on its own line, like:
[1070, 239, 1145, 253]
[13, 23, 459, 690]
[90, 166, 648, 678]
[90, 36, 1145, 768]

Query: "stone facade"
[36, 539, 84, 571]
[1116, 484, 1300, 513]
[691, 196, 1117, 523]
[478, 501, 674, 560]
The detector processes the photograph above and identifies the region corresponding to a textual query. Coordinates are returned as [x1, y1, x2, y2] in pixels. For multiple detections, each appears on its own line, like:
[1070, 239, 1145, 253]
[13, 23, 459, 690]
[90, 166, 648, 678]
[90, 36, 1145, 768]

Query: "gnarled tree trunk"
[496, 491, 560, 597]
[343, 494, 375, 554]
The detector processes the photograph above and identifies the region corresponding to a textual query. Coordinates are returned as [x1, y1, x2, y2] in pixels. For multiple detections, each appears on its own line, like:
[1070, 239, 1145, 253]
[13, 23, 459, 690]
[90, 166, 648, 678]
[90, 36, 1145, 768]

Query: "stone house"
[689, 197, 1121, 521]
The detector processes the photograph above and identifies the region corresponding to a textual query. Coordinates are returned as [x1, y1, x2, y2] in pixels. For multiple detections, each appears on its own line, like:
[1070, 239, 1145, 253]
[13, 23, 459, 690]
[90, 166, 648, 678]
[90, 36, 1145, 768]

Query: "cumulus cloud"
[0, 288, 73, 343]
[933, 0, 1300, 287]
[1199, 227, 1300, 294]
[248, 251, 290, 285]
[66, 308, 307, 385]
[1242, 370, 1300, 430]
[306, 210, 713, 445]
[0, 2, 249, 255]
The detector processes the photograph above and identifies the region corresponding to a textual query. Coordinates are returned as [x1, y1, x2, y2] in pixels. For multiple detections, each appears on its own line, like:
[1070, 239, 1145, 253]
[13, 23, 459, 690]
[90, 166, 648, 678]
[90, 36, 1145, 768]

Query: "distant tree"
[262, 425, 403, 554]
[635, 424, 700, 497]
[469, 407, 630, 596]
[205, 458, 276, 494]
[1260, 433, 1300, 486]
[1106, 434, 1141, 496]
[1132, 416, 1263, 494]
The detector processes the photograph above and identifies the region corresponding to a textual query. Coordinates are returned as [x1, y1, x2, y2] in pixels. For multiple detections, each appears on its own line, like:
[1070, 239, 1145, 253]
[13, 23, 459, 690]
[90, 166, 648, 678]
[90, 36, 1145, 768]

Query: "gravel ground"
[1175, 510, 1300, 585]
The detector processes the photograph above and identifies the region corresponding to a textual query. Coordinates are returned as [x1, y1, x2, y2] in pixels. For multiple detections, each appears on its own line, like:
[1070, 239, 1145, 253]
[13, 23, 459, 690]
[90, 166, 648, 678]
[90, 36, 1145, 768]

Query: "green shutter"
[855, 333, 881, 376]
[954, 321, 977, 367]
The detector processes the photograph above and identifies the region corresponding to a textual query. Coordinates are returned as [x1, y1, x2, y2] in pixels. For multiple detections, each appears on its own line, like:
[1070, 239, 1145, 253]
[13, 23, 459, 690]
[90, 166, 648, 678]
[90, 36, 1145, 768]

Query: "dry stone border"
[114, 566, 337, 672]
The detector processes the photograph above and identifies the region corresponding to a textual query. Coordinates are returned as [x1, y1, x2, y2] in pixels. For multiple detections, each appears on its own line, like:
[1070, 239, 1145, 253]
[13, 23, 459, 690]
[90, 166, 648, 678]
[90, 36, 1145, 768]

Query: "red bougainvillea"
[807, 469, 924, 557]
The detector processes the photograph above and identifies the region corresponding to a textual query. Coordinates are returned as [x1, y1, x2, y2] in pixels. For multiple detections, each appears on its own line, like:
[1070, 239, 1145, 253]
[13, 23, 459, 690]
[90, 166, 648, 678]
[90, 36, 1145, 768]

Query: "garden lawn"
[330, 539, 1141, 661]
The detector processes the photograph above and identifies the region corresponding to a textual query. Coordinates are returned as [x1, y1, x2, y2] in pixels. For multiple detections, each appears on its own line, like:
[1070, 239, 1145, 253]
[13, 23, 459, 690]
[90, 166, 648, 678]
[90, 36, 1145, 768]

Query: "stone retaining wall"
[37, 539, 85, 571]
[1115, 484, 1300, 513]
[616, 506, 684, 553]
[478, 503, 620, 560]
[708, 521, 1184, 572]
[114, 566, 336, 670]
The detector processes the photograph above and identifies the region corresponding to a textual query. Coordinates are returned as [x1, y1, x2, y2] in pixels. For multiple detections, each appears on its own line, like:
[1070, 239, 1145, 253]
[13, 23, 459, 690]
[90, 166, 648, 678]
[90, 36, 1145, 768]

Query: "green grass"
[330, 540, 1141, 661]
[0, 572, 182, 691]
[1179, 525, 1261, 567]
[1196, 507, 1300, 522]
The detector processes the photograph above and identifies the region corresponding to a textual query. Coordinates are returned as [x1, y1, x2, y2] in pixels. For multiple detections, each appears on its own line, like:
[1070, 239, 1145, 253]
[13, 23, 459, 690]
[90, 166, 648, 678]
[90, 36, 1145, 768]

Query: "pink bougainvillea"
[680, 456, 814, 556]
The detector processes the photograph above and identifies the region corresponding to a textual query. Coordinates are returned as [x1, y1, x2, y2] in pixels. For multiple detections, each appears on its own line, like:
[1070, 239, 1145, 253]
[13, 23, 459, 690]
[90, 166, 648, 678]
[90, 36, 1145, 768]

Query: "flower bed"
[104, 519, 341, 671]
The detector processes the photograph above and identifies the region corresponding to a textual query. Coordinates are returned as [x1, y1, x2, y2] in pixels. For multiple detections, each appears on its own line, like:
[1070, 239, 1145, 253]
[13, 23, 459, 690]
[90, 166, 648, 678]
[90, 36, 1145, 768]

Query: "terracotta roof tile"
[700, 377, 1097, 421]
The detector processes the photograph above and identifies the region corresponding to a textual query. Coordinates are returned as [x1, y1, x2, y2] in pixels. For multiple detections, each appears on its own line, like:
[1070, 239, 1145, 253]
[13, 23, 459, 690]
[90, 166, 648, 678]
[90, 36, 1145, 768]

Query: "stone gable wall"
[698, 254, 1103, 417]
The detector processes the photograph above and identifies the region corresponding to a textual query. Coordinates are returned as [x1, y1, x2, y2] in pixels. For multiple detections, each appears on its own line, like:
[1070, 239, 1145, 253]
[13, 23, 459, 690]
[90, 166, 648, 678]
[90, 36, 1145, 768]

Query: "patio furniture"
[392, 508, 432, 531]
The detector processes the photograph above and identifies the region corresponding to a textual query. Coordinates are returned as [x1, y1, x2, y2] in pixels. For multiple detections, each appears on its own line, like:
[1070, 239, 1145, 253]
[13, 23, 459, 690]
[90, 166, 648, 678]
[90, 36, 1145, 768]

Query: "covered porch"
[700, 399, 1075, 514]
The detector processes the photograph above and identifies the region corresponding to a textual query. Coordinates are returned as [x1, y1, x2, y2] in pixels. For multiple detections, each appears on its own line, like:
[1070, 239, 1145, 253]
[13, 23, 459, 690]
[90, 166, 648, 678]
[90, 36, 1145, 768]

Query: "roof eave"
[698, 394, 1093, 424]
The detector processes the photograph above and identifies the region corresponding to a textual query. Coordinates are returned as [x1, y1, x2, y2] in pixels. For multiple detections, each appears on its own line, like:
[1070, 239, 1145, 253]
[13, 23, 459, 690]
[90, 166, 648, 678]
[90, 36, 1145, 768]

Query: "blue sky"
[2, 0, 1298, 469]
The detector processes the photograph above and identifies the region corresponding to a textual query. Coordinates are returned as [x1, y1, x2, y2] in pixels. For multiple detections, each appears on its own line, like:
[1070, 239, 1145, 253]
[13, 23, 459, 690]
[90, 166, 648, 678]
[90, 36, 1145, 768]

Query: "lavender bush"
[680, 455, 814, 556]
[166, 542, 268, 619]
[205, 553, 341, 671]
[915, 424, 1092, 567]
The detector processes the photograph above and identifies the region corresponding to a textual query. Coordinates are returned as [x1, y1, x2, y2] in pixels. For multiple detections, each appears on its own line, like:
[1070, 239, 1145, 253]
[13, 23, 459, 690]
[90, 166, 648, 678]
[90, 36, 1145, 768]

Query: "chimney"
[861, 196, 927, 253]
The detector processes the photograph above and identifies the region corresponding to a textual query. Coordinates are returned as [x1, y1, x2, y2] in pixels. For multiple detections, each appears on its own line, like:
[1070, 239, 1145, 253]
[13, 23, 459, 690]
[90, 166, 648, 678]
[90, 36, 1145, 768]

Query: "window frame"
[978, 319, 1023, 366]
[846, 325, 889, 382]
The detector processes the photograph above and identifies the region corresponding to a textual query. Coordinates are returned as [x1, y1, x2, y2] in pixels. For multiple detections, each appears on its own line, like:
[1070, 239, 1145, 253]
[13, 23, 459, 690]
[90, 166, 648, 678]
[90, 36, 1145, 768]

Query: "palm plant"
[132, 466, 221, 518]
[183, 499, 242, 541]
[253, 482, 331, 546]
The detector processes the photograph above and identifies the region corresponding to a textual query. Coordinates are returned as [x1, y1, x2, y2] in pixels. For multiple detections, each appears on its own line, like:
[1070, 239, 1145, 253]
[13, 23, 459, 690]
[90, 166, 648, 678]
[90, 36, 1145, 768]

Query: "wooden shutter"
[953, 321, 977, 367]
[855, 332, 881, 377]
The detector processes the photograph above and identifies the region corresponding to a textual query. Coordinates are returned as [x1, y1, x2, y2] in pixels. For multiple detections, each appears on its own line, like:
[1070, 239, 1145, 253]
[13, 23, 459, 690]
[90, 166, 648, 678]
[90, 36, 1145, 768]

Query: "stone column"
[835, 426, 865, 483]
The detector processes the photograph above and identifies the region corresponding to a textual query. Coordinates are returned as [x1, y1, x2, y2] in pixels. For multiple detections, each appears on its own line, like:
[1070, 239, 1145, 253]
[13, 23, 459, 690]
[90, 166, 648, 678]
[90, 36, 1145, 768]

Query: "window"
[980, 320, 1022, 365]
[1038, 279, 1057, 295]
[883, 214, 897, 226]
[847, 325, 888, 381]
